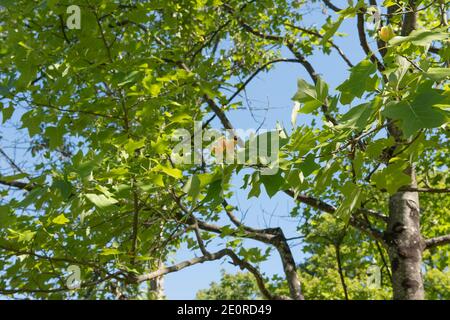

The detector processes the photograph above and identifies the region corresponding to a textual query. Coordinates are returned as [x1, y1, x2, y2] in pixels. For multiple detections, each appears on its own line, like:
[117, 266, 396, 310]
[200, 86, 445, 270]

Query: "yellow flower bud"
[379, 25, 395, 42]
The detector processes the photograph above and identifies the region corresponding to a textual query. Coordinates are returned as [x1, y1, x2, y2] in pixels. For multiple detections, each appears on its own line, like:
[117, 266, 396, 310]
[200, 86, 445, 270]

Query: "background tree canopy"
[0, 0, 449, 300]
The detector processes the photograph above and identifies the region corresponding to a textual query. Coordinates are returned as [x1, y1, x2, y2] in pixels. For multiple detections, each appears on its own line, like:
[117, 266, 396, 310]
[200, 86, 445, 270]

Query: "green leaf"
[425, 68, 450, 81]
[183, 175, 201, 199]
[290, 127, 316, 155]
[371, 161, 411, 194]
[335, 181, 362, 222]
[298, 153, 320, 177]
[148, 84, 162, 97]
[202, 179, 222, 204]
[52, 179, 72, 200]
[291, 101, 300, 127]
[45, 126, 64, 149]
[52, 214, 70, 225]
[9, 229, 36, 243]
[220, 225, 235, 238]
[248, 173, 261, 199]
[85, 193, 118, 208]
[321, 16, 344, 45]
[337, 60, 378, 104]
[19, 230, 36, 243]
[389, 29, 449, 46]
[260, 172, 284, 198]
[382, 89, 448, 137]
[0, 173, 28, 182]
[146, 174, 164, 188]
[0, 209, 15, 230]
[292, 78, 328, 114]
[160, 166, 183, 179]
[20, 110, 42, 136]
[383, 0, 396, 6]
[286, 168, 303, 189]
[198, 171, 222, 187]
[142, 74, 163, 97]
[338, 102, 375, 130]
[100, 248, 121, 256]
[315, 161, 339, 194]
[365, 137, 395, 160]
[238, 247, 268, 263]
[18, 41, 33, 51]
[1, 103, 14, 124]
[124, 138, 146, 155]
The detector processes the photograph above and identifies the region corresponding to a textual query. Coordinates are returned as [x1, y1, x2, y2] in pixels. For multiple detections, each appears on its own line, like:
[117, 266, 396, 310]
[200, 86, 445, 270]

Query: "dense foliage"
[0, 0, 449, 300]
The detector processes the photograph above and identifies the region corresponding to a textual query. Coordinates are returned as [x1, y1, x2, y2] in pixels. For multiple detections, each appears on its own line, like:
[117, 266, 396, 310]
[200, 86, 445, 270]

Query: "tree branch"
[424, 235, 450, 250]
[0, 148, 27, 175]
[401, 0, 418, 36]
[170, 197, 303, 299]
[134, 248, 286, 300]
[334, 244, 349, 300]
[284, 190, 386, 241]
[130, 186, 140, 265]
[400, 187, 450, 194]
[350, 215, 386, 243]
[33, 101, 120, 120]
[223, 3, 338, 125]
[0, 244, 100, 269]
[357, 9, 385, 74]
[0, 272, 121, 295]
[227, 58, 304, 105]
[285, 24, 354, 68]
[0, 179, 34, 191]
[322, 0, 342, 12]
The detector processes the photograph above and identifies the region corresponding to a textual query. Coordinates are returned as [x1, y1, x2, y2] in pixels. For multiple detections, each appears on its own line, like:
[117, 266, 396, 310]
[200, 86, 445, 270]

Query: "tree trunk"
[149, 275, 165, 300]
[385, 0, 425, 300]
[272, 228, 304, 300]
[149, 260, 165, 300]
[386, 166, 425, 299]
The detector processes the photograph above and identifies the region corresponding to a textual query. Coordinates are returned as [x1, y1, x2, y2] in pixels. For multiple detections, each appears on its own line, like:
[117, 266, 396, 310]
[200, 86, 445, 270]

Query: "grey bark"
[384, 0, 425, 300]
[401, 0, 418, 36]
[149, 273, 165, 300]
[386, 166, 425, 299]
[272, 228, 304, 300]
